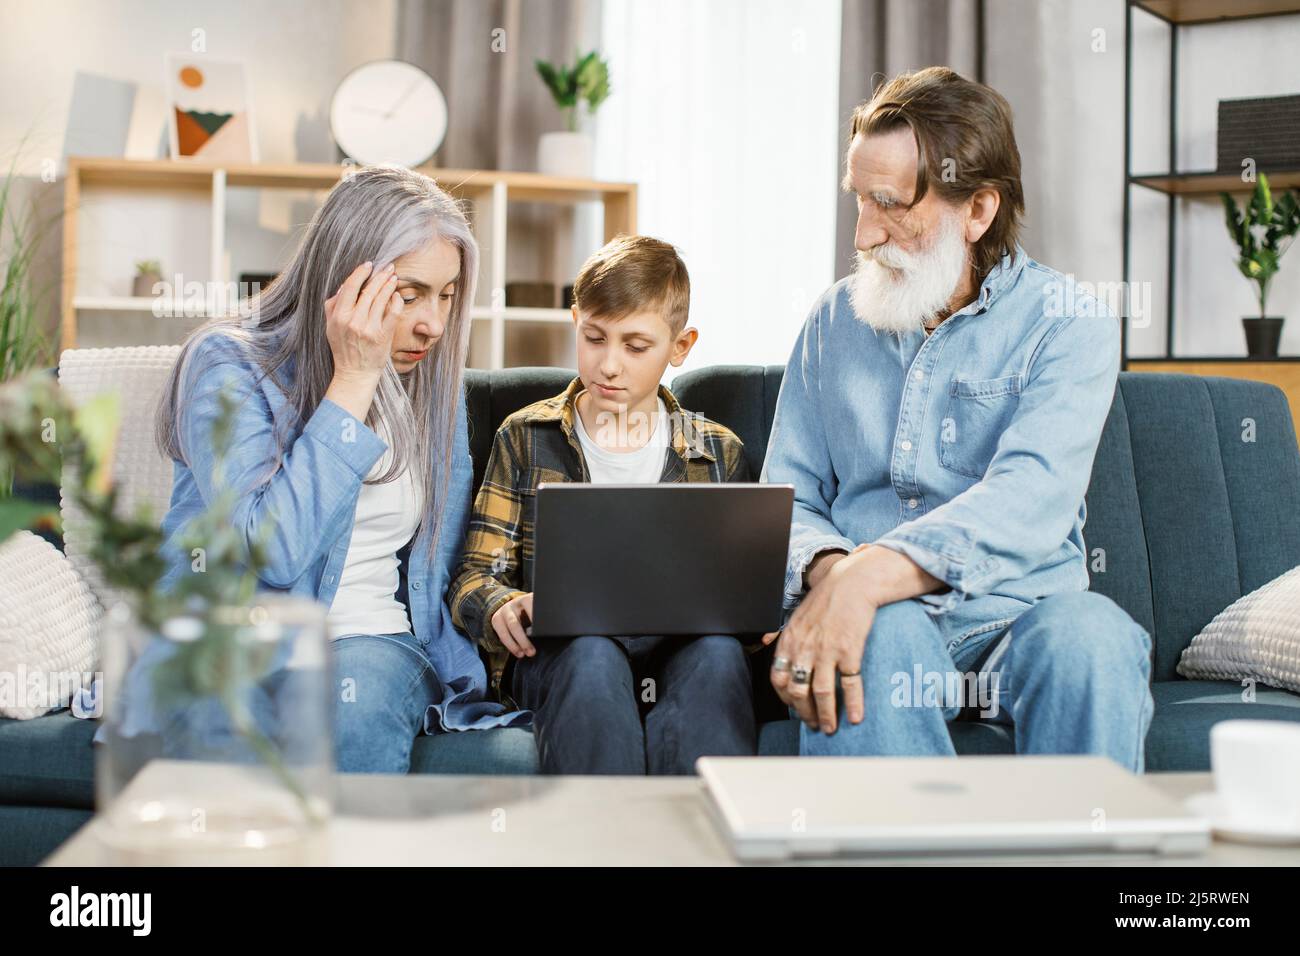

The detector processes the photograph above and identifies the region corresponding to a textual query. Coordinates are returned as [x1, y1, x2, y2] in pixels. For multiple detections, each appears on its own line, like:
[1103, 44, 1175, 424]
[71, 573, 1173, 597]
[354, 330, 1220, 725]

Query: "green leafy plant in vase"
[535, 49, 611, 179]
[1221, 173, 1300, 358]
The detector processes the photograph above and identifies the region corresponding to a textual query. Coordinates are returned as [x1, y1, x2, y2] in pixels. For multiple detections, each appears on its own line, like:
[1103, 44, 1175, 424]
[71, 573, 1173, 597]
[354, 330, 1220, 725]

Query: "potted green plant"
[1220, 173, 1300, 358]
[132, 259, 162, 298]
[1, 137, 58, 494]
[535, 49, 611, 178]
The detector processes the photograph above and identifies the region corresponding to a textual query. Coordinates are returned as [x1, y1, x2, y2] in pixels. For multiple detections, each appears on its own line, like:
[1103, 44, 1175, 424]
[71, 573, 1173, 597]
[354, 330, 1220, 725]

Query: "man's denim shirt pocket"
[938, 372, 1024, 480]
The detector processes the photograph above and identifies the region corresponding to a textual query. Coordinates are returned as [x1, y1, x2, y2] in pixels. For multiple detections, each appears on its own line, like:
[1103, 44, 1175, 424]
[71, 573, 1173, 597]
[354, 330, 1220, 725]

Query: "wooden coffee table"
[43, 766, 1300, 866]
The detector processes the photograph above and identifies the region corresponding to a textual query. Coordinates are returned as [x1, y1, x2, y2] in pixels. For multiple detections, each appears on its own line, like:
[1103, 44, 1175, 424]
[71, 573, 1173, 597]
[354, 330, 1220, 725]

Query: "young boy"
[449, 235, 756, 775]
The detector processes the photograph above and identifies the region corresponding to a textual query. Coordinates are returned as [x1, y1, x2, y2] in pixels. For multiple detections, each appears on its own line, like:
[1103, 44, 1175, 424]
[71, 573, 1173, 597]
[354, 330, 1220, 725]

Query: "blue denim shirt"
[762, 246, 1121, 650]
[150, 332, 528, 734]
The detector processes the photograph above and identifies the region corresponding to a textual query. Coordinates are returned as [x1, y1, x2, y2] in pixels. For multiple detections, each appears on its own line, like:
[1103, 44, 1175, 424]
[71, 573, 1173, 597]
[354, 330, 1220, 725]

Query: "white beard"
[847, 212, 971, 335]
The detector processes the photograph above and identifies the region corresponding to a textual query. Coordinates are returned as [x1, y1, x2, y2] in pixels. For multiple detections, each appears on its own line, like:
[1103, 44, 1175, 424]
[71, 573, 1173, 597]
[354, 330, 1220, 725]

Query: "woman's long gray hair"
[155, 163, 478, 565]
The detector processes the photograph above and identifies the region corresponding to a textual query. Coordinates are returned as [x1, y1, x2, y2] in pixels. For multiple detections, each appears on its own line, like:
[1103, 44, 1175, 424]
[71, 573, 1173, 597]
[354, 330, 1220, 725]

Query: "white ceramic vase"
[538, 131, 594, 179]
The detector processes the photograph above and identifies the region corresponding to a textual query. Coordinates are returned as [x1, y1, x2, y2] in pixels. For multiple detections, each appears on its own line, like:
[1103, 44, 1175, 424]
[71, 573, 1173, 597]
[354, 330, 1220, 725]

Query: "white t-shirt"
[572, 393, 670, 484]
[326, 420, 421, 639]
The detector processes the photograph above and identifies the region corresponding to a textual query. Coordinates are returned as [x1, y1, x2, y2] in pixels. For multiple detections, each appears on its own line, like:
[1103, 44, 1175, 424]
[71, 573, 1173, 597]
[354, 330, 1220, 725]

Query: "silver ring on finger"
[792, 664, 811, 685]
[772, 656, 792, 672]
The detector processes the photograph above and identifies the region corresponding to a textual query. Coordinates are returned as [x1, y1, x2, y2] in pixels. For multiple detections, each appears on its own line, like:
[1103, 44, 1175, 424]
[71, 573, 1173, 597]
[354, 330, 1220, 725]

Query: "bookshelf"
[60, 157, 637, 369]
[1122, 0, 1300, 421]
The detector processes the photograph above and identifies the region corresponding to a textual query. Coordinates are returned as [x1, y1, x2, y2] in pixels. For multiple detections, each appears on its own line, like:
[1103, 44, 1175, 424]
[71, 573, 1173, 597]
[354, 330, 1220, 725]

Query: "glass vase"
[95, 594, 332, 863]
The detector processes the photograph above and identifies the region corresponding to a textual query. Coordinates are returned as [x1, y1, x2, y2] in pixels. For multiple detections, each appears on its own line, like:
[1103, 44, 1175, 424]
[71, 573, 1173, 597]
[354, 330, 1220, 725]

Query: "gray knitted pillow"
[1177, 565, 1300, 694]
[0, 531, 102, 719]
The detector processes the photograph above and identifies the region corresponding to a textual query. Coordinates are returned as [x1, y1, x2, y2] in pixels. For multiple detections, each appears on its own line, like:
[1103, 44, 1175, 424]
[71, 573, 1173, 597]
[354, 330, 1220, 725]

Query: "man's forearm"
[803, 548, 849, 591]
[839, 542, 943, 607]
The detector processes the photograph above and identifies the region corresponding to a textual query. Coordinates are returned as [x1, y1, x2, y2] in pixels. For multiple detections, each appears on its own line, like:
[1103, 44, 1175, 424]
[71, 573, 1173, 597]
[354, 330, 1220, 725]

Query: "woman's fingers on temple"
[355, 265, 391, 330]
[336, 261, 373, 315]
[366, 272, 397, 332]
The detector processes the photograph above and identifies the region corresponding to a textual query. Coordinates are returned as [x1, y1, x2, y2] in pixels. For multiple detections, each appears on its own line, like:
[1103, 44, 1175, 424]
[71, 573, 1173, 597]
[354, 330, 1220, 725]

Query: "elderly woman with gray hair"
[150, 164, 528, 772]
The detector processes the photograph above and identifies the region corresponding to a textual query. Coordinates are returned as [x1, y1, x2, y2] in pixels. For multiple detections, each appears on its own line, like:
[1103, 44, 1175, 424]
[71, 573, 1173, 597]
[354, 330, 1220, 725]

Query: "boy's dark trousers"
[510, 633, 757, 774]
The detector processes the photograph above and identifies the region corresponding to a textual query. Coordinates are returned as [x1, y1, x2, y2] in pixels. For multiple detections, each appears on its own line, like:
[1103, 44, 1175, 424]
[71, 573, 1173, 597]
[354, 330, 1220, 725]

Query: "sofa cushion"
[1177, 563, 1300, 694]
[0, 805, 93, 867]
[670, 364, 784, 480]
[464, 367, 577, 497]
[0, 711, 96, 809]
[1120, 374, 1300, 679]
[1145, 679, 1300, 772]
[1082, 382, 1157, 651]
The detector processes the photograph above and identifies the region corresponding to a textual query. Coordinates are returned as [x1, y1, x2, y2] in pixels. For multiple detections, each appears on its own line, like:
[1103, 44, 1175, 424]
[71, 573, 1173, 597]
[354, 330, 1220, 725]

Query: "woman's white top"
[572, 393, 670, 484]
[326, 417, 421, 639]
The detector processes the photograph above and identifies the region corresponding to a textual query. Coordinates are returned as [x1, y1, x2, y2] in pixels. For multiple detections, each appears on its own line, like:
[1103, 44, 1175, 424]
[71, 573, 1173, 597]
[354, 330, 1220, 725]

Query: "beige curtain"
[395, 0, 595, 171]
[835, 0, 983, 279]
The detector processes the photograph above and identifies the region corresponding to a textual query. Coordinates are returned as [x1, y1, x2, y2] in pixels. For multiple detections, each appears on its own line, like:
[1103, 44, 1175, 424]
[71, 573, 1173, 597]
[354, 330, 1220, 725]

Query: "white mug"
[1210, 720, 1300, 829]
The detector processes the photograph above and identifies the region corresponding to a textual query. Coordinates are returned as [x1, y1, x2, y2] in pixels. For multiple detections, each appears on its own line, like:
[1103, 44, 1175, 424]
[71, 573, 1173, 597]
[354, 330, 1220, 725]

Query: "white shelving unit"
[61, 158, 637, 367]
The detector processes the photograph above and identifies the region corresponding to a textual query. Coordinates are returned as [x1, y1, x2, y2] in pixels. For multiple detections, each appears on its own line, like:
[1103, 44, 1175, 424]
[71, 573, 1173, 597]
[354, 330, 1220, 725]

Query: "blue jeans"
[799, 591, 1155, 772]
[332, 631, 441, 774]
[150, 631, 438, 774]
[511, 634, 756, 775]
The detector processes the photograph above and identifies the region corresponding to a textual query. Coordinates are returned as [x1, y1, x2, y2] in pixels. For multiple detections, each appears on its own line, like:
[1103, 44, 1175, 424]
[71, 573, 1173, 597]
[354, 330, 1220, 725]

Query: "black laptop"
[529, 483, 794, 638]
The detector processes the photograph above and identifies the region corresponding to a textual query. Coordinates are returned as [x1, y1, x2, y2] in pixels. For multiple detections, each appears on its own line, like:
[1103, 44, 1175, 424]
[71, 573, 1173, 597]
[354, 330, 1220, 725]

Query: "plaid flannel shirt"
[448, 376, 751, 703]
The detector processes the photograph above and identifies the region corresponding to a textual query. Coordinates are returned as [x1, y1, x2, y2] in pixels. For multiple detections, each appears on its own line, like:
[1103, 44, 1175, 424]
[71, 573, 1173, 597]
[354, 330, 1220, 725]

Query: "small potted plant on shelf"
[535, 49, 611, 179]
[132, 259, 162, 298]
[1221, 173, 1300, 358]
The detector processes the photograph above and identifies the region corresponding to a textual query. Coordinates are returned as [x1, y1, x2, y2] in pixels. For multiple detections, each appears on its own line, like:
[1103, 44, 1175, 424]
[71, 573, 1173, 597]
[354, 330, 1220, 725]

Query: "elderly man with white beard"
[762, 67, 1154, 770]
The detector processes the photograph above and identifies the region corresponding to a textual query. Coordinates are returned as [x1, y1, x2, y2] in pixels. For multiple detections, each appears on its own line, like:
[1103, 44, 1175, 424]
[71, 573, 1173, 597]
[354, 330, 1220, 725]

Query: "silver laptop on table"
[697, 755, 1211, 862]
[530, 483, 794, 639]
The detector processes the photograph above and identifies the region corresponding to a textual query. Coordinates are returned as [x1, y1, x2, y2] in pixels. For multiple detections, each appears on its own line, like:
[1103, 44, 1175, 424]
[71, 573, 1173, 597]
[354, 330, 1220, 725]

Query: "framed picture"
[164, 53, 258, 162]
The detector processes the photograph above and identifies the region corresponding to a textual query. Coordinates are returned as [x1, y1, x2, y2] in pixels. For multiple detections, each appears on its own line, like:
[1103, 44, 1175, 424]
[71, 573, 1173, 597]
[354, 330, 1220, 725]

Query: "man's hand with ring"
[768, 551, 880, 735]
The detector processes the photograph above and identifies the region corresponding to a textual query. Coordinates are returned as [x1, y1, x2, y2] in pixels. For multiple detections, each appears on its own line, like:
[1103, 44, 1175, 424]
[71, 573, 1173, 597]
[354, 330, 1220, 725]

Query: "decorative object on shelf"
[0, 374, 332, 859]
[1217, 93, 1300, 174]
[1221, 173, 1300, 358]
[562, 283, 575, 309]
[238, 271, 278, 302]
[329, 60, 447, 167]
[132, 260, 162, 298]
[535, 50, 611, 178]
[164, 54, 257, 163]
[505, 281, 557, 309]
[62, 71, 136, 162]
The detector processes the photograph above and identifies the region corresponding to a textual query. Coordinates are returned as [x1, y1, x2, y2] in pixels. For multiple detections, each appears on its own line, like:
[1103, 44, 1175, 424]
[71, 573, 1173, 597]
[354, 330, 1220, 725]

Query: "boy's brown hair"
[571, 235, 690, 335]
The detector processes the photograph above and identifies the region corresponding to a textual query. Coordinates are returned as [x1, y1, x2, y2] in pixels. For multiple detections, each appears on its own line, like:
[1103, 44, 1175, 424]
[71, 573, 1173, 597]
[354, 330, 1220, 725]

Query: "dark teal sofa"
[3, 366, 1299, 865]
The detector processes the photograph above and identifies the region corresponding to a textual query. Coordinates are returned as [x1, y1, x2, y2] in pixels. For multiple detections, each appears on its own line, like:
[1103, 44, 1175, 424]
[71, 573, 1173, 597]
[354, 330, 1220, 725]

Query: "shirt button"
[900, 440, 913, 452]
[913, 370, 924, 381]
[412, 582, 422, 591]
[908, 498, 919, 509]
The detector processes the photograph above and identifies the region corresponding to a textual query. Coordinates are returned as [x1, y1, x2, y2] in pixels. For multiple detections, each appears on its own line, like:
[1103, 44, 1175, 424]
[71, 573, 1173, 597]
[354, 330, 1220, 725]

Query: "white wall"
[0, 0, 395, 169]
[0, 0, 397, 345]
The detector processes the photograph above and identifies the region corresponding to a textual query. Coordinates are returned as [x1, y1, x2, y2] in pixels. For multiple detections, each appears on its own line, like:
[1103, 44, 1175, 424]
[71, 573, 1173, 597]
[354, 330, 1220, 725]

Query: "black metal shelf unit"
[1121, 0, 1300, 368]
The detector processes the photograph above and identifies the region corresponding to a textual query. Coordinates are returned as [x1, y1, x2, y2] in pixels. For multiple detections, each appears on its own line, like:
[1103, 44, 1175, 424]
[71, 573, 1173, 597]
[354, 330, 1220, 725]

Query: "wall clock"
[329, 60, 447, 167]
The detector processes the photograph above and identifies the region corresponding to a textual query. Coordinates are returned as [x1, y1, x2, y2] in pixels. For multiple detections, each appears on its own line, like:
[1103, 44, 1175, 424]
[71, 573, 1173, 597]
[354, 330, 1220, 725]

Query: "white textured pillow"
[1178, 565, 1300, 694]
[0, 531, 102, 719]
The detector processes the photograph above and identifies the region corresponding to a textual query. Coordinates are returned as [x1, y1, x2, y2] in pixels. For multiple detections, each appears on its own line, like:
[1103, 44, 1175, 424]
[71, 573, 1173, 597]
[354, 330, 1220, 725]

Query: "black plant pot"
[1242, 316, 1284, 359]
